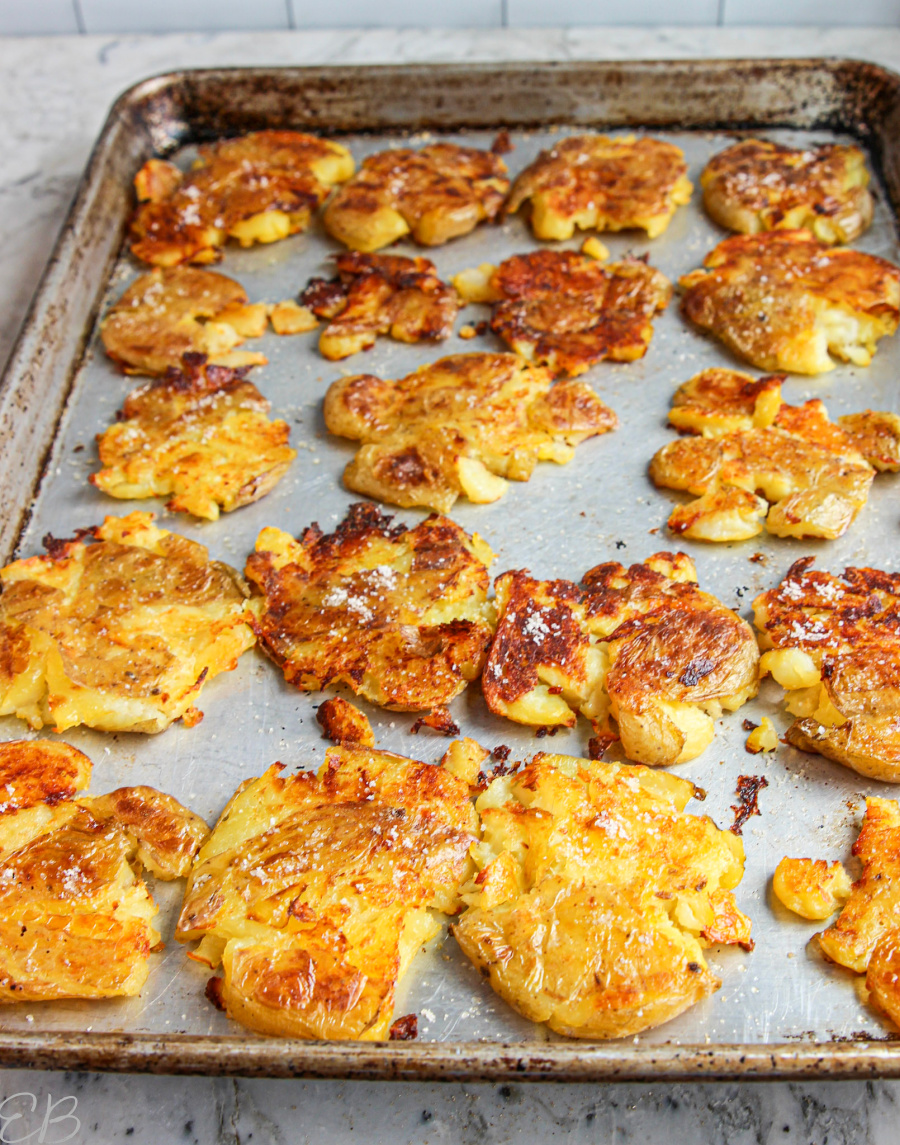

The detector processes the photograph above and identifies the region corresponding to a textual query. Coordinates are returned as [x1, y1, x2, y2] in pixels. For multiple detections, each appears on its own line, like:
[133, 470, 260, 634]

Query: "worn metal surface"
[1, 60, 900, 1080]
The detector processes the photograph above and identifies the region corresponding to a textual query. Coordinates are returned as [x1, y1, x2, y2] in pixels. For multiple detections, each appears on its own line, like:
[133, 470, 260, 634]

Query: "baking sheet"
[2, 110, 900, 1072]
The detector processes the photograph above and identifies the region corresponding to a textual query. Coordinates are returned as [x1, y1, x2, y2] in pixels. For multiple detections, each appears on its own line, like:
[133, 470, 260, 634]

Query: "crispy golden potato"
[301, 252, 458, 359]
[323, 352, 617, 513]
[100, 266, 268, 376]
[0, 512, 255, 734]
[323, 143, 508, 252]
[130, 131, 354, 266]
[177, 745, 476, 1039]
[0, 739, 207, 1003]
[91, 353, 296, 521]
[772, 857, 851, 920]
[482, 552, 759, 765]
[454, 752, 750, 1039]
[866, 928, 900, 1028]
[650, 368, 900, 542]
[745, 716, 778, 753]
[816, 798, 900, 973]
[453, 250, 671, 378]
[755, 559, 900, 781]
[701, 139, 873, 245]
[316, 696, 375, 747]
[245, 503, 495, 712]
[680, 230, 900, 374]
[506, 134, 692, 241]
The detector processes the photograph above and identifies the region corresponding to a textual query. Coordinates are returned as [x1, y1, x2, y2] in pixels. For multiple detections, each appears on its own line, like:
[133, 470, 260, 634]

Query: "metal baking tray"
[2, 59, 900, 1081]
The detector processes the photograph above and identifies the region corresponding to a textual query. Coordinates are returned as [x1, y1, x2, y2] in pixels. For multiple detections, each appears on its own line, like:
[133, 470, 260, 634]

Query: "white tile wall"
[78, 0, 290, 34]
[0, 0, 898, 35]
[722, 0, 900, 22]
[508, 0, 721, 26]
[0, 0, 80, 35]
[289, 0, 504, 27]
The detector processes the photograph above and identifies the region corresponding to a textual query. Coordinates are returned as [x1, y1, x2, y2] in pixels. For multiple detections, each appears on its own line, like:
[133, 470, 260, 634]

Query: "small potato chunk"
[773, 857, 851, 920]
[316, 696, 374, 747]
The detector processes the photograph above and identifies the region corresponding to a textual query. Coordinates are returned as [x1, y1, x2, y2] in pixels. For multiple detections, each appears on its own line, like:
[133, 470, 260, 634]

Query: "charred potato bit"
[454, 250, 671, 378]
[130, 131, 354, 266]
[506, 134, 692, 241]
[0, 739, 207, 1003]
[482, 552, 759, 765]
[245, 503, 495, 712]
[323, 143, 508, 252]
[454, 752, 750, 1039]
[91, 353, 296, 522]
[773, 857, 851, 920]
[754, 558, 900, 782]
[316, 696, 375, 747]
[701, 139, 873, 245]
[176, 746, 476, 1039]
[0, 512, 255, 734]
[324, 352, 617, 513]
[301, 252, 459, 360]
[680, 229, 900, 374]
[650, 368, 900, 542]
[100, 266, 268, 376]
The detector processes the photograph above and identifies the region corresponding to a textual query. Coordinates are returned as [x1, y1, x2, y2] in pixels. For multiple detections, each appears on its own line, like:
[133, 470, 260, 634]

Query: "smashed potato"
[701, 139, 873, 245]
[130, 131, 354, 266]
[649, 368, 900, 542]
[177, 745, 476, 1039]
[680, 229, 900, 374]
[245, 502, 495, 712]
[301, 252, 458, 359]
[773, 857, 851, 920]
[755, 558, 900, 782]
[100, 266, 268, 376]
[453, 250, 671, 377]
[323, 143, 508, 252]
[506, 134, 692, 241]
[91, 353, 296, 521]
[323, 352, 617, 513]
[0, 739, 207, 1003]
[482, 552, 758, 765]
[0, 512, 255, 734]
[454, 751, 750, 1039]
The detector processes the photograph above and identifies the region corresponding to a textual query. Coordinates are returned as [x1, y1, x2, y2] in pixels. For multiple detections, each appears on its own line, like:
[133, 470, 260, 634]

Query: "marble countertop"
[2, 24, 900, 1144]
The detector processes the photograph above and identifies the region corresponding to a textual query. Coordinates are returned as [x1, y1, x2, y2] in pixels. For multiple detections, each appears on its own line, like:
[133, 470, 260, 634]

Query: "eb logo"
[0, 1094, 80, 1144]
